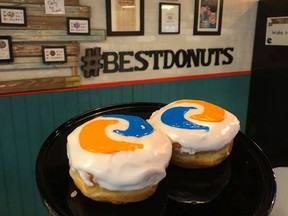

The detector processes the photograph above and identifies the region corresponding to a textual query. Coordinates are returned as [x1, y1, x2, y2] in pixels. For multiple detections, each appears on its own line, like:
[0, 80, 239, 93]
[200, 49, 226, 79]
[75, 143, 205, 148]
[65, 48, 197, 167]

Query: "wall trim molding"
[0, 70, 251, 97]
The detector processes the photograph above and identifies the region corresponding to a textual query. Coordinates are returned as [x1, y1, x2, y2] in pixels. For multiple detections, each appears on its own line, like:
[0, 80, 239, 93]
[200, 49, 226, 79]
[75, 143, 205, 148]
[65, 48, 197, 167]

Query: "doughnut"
[148, 99, 240, 168]
[67, 114, 172, 203]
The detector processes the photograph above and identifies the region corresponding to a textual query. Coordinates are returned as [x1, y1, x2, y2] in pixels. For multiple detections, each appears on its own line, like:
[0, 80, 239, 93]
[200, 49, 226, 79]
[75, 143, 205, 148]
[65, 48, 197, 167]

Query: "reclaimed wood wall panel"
[0, 0, 79, 6]
[0, 76, 81, 94]
[1, 30, 106, 41]
[0, 56, 79, 70]
[12, 41, 80, 57]
[0, 0, 106, 95]
[0, 41, 80, 94]
[0, 16, 69, 30]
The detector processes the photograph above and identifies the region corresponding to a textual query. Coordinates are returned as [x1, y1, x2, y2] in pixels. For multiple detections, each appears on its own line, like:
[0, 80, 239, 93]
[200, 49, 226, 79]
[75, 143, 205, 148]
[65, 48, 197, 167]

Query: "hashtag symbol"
[81, 47, 103, 78]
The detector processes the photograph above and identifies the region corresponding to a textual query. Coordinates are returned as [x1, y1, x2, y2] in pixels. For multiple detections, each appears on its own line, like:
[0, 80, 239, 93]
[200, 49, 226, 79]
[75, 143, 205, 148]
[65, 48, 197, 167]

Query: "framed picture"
[42, 46, 67, 64]
[159, 3, 181, 34]
[0, 6, 27, 26]
[0, 36, 14, 63]
[193, 0, 223, 35]
[67, 17, 90, 35]
[106, 0, 144, 36]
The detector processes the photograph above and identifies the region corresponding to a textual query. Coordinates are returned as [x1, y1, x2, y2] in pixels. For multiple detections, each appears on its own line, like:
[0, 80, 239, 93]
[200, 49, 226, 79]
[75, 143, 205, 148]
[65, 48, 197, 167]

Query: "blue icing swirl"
[102, 114, 154, 137]
[161, 106, 209, 131]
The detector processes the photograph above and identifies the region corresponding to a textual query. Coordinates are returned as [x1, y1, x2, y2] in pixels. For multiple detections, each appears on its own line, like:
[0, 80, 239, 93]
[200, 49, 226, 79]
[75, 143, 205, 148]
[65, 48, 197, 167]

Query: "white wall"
[0, 0, 258, 85]
[80, 0, 258, 85]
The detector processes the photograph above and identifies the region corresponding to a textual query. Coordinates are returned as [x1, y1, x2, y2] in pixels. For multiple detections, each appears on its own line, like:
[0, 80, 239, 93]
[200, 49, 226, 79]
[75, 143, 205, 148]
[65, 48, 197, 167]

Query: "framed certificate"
[42, 46, 67, 64]
[0, 36, 14, 63]
[67, 17, 91, 35]
[106, 0, 144, 36]
[159, 3, 181, 34]
[0, 6, 27, 26]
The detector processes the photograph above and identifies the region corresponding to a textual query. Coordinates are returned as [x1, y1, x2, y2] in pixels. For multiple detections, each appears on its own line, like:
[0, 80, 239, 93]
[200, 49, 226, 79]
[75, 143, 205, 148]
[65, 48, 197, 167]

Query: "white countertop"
[270, 167, 288, 216]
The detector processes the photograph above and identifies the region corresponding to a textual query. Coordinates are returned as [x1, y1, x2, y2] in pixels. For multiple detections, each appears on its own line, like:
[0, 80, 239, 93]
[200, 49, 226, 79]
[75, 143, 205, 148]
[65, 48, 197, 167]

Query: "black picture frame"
[0, 36, 14, 63]
[66, 17, 91, 35]
[193, 0, 223, 35]
[106, 0, 144, 36]
[159, 3, 181, 34]
[42, 46, 67, 64]
[0, 6, 27, 26]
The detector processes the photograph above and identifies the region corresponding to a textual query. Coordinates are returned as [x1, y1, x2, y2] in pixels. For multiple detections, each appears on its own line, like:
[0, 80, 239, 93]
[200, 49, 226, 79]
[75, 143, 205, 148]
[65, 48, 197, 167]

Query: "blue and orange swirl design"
[161, 100, 225, 132]
[79, 114, 153, 154]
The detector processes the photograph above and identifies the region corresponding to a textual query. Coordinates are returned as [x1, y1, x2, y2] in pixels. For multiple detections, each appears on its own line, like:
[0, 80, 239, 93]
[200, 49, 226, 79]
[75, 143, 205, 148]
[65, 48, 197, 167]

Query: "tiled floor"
[270, 167, 288, 216]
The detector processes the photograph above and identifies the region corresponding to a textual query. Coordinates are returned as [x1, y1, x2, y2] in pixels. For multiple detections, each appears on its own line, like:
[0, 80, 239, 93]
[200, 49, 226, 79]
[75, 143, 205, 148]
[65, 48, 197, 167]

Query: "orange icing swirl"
[79, 119, 143, 154]
[176, 99, 225, 122]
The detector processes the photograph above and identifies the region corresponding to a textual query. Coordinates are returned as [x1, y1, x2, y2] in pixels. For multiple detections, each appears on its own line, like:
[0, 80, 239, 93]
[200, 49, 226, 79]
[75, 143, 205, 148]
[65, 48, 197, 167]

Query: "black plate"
[36, 102, 276, 216]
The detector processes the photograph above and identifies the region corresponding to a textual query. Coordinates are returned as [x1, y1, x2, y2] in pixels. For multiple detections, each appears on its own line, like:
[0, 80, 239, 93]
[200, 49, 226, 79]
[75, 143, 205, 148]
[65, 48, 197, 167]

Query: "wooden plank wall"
[0, 0, 106, 95]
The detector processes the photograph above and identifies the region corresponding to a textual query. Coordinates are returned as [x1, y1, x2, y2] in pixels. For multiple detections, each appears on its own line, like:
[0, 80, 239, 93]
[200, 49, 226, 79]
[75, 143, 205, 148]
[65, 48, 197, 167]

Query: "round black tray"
[36, 102, 276, 216]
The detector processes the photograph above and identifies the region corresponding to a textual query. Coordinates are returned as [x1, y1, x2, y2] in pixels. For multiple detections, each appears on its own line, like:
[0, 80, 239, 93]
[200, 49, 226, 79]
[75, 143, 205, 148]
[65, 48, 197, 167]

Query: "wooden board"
[0, 29, 106, 41]
[1, 41, 80, 72]
[0, 0, 79, 6]
[0, 16, 68, 30]
[0, 76, 81, 94]
[0, 56, 79, 70]
[12, 42, 80, 57]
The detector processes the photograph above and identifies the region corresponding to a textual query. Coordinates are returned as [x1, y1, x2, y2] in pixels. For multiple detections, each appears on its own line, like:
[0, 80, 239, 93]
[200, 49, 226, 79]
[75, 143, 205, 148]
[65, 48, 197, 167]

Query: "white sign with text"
[45, 0, 65, 15]
[266, 16, 288, 46]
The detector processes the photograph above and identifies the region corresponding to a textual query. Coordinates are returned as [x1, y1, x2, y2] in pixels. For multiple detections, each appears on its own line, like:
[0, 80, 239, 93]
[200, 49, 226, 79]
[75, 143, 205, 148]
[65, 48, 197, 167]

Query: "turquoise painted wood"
[0, 75, 250, 215]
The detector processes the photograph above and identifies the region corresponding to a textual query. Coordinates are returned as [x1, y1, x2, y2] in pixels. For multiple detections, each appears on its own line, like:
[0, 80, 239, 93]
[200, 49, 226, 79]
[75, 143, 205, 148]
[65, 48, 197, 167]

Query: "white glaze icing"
[147, 100, 240, 154]
[67, 115, 172, 191]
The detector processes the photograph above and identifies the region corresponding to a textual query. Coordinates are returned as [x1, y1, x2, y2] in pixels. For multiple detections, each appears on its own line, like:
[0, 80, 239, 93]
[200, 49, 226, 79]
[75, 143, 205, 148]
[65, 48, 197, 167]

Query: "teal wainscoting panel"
[0, 98, 23, 216]
[0, 74, 250, 215]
